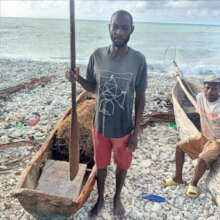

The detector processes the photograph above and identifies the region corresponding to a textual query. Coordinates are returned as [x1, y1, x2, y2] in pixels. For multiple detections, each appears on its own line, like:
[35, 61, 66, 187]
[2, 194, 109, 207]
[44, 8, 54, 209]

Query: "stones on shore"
[0, 59, 219, 219]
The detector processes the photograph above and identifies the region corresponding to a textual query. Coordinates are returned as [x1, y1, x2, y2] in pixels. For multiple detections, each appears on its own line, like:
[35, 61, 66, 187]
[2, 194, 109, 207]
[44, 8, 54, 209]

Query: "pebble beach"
[1, 58, 220, 220]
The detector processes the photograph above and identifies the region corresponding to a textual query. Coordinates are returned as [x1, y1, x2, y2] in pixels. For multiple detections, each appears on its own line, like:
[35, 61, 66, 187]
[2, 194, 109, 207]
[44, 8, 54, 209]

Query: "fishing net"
[163, 46, 177, 67]
[53, 98, 96, 168]
[163, 46, 185, 71]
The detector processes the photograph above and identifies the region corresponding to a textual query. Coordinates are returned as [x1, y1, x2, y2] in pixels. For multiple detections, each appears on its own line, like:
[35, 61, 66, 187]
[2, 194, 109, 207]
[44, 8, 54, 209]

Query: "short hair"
[111, 10, 133, 26]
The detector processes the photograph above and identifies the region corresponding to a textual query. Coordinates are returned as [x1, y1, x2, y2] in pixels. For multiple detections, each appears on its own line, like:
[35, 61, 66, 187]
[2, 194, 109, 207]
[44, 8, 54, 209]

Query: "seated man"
[162, 76, 220, 198]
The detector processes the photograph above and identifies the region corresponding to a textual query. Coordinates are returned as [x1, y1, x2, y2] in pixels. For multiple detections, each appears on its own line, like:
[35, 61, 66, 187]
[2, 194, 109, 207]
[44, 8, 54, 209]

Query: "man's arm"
[134, 92, 145, 135]
[77, 75, 96, 93]
[127, 92, 145, 152]
[66, 68, 96, 93]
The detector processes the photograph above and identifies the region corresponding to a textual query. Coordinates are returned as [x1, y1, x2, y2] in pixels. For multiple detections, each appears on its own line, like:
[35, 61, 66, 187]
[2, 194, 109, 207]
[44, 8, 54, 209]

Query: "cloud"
[1, 0, 220, 25]
[213, 10, 220, 16]
[166, 1, 196, 8]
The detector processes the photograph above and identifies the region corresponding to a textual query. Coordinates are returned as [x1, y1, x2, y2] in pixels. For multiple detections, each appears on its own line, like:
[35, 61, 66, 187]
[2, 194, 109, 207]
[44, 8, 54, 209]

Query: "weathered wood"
[69, 0, 79, 180]
[14, 188, 76, 218]
[0, 141, 37, 150]
[0, 75, 55, 98]
[206, 158, 220, 205]
[141, 111, 175, 127]
[172, 82, 199, 140]
[15, 90, 87, 189]
[143, 112, 175, 121]
[36, 160, 86, 201]
[77, 165, 96, 208]
[175, 75, 198, 111]
[13, 90, 97, 218]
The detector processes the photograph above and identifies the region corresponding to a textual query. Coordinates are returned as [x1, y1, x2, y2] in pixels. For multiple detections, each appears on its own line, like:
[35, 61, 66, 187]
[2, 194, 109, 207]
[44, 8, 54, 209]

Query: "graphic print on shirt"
[98, 70, 133, 116]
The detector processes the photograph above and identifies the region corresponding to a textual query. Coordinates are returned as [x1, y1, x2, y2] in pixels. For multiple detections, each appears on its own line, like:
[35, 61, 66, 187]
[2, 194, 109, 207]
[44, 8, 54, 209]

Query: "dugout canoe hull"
[172, 79, 201, 140]
[13, 91, 97, 219]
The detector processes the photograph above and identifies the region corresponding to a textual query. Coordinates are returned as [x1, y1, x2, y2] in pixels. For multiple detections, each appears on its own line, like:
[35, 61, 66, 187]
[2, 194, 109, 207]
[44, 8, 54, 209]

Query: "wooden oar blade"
[69, 112, 79, 180]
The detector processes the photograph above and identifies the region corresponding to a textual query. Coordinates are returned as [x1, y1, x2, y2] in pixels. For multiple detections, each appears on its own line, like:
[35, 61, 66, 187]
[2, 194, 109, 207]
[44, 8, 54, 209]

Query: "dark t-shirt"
[86, 46, 147, 138]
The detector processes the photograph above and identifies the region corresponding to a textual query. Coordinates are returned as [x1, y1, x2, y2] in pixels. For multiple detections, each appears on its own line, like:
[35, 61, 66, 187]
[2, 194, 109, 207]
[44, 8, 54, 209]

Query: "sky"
[1, 0, 220, 25]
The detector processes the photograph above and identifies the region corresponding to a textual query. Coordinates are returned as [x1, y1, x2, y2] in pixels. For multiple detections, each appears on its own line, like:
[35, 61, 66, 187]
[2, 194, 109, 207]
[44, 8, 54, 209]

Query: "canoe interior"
[173, 79, 201, 140]
[14, 93, 96, 219]
[22, 108, 95, 189]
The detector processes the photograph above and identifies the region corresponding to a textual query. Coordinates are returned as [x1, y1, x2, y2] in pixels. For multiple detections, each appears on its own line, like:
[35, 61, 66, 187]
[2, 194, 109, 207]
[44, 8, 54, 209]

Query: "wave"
[147, 62, 220, 76]
[1, 55, 220, 76]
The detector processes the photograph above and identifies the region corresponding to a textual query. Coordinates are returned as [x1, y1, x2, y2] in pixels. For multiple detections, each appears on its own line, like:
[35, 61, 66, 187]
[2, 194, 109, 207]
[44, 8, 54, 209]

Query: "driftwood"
[141, 111, 175, 127]
[0, 141, 38, 150]
[0, 75, 55, 98]
[0, 166, 11, 171]
[0, 170, 13, 174]
[1, 157, 24, 166]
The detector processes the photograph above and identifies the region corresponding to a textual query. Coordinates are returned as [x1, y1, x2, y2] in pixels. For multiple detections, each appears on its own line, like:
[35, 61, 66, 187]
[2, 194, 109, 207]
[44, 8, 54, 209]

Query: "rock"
[152, 203, 161, 212]
[143, 159, 152, 167]
[0, 59, 218, 219]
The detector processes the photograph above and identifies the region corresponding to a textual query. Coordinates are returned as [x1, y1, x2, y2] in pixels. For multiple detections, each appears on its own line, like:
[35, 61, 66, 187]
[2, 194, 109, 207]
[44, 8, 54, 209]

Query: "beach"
[1, 58, 220, 220]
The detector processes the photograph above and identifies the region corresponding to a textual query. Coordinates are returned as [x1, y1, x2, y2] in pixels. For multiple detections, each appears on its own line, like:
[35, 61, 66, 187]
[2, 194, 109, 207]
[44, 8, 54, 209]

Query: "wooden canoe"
[13, 91, 97, 219]
[172, 76, 220, 206]
[172, 78, 201, 140]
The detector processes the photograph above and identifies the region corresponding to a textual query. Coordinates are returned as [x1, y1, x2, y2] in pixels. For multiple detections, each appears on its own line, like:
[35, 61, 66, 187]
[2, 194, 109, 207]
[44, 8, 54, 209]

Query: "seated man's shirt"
[197, 92, 220, 142]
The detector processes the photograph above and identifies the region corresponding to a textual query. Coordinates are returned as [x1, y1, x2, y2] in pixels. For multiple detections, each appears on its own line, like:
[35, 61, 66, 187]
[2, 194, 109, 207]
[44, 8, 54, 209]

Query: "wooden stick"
[0, 75, 55, 98]
[69, 0, 79, 180]
[0, 141, 37, 150]
[3, 157, 24, 166]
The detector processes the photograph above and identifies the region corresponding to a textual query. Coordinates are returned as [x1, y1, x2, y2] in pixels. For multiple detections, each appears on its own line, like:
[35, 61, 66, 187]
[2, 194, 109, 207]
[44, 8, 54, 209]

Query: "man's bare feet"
[173, 177, 187, 185]
[88, 198, 104, 220]
[113, 198, 125, 219]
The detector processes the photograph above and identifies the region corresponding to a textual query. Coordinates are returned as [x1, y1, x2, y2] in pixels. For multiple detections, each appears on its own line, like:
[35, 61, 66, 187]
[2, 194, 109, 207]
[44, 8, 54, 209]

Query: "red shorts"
[92, 128, 133, 170]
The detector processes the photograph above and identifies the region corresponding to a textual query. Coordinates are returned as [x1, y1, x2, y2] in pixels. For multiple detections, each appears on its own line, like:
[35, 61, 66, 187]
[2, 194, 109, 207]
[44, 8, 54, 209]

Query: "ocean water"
[1, 17, 220, 76]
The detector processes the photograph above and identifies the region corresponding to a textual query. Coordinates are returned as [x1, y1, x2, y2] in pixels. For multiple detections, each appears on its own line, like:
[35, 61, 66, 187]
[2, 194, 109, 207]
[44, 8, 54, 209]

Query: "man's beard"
[206, 93, 219, 102]
[110, 34, 130, 48]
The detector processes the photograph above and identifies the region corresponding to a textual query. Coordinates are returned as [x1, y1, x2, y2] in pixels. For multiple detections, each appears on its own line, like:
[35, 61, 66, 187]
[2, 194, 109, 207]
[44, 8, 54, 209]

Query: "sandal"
[186, 184, 198, 198]
[161, 177, 180, 186]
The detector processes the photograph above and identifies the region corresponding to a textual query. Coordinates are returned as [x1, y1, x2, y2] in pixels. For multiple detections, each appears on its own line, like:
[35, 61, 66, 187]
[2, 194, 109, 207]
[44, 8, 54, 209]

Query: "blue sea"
[1, 17, 220, 76]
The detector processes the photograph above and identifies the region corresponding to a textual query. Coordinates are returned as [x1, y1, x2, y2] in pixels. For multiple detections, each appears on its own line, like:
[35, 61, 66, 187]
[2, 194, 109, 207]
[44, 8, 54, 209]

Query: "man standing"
[162, 76, 220, 198]
[67, 10, 147, 219]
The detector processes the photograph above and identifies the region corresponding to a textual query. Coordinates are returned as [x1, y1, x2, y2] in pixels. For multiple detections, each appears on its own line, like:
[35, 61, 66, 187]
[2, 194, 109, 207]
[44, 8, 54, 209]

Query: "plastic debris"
[167, 93, 172, 101]
[33, 135, 42, 140]
[142, 193, 166, 202]
[15, 124, 23, 129]
[28, 118, 40, 125]
[169, 122, 177, 130]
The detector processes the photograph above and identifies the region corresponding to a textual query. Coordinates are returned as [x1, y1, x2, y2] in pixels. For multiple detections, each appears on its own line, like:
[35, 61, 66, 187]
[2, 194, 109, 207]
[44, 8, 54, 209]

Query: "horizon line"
[1, 16, 220, 27]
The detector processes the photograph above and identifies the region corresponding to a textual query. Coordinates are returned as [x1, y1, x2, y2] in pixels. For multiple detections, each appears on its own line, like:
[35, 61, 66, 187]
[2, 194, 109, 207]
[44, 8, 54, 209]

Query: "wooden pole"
[69, 0, 79, 180]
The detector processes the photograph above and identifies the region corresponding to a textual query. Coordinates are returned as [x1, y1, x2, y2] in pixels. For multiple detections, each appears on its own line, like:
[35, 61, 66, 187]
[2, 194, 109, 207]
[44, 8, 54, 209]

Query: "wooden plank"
[14, 188, 76, 218]
[36, 160, 87, 201]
